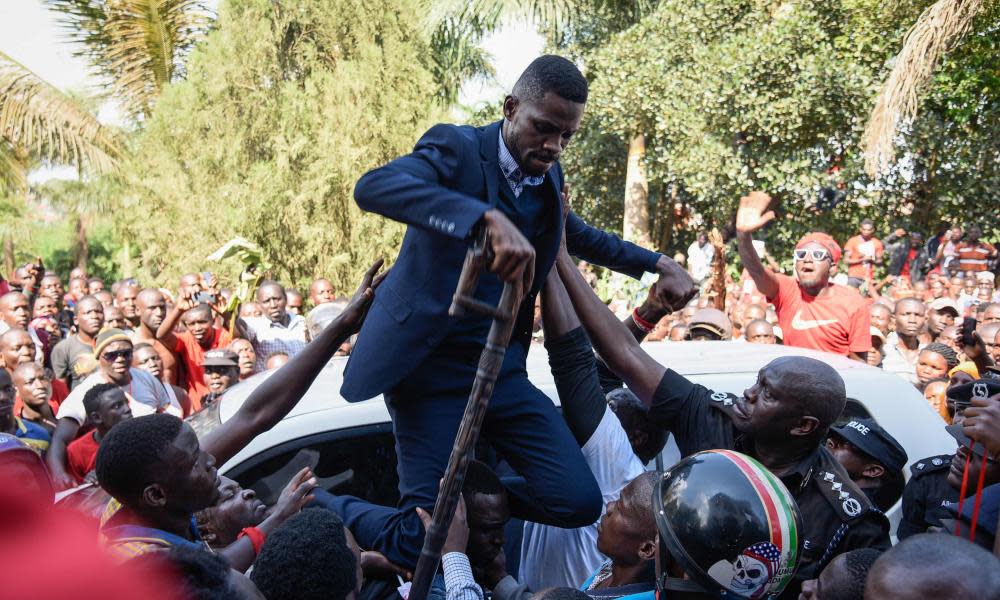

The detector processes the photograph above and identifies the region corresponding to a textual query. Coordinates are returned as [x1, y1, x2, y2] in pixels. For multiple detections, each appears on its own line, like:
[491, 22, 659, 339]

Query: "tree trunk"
[623, 134, 652, 248]
[2, 236, 13, 277]
[74, 214, 89, 271]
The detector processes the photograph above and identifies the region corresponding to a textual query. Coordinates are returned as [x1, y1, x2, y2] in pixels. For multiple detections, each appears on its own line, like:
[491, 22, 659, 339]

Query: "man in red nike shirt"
[736, 191, 870, 361]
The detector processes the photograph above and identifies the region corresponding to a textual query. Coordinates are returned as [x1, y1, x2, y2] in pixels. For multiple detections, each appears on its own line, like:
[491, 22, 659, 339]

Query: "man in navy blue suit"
[332, 55, 695, 569]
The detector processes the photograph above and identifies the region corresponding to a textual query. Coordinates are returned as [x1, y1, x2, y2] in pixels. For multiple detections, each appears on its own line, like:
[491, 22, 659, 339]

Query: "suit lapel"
[480, 120, 502, 209]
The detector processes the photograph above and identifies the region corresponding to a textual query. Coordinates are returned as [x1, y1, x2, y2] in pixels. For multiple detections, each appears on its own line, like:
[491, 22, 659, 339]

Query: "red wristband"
[632, 308, 656, 333]
[238, 526, 266, 555]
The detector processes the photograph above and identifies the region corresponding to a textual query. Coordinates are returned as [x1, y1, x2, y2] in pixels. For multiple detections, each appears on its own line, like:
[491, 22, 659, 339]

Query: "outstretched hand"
[340, 259, 388, 334]
[652, 256, 697, 312]
[416, 493, 469, 556]
[270, 466, 318, 522]
[736, 191, 776, 233]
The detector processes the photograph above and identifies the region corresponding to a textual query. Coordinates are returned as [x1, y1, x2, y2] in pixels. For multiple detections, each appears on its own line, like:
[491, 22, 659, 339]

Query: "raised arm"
[356, 124, 533, 287]
[555, 246, 665, 406]
[155, 290, 196, 347]
[200, 260, 386, 466]
[541, 266, 606, 446]
[735, 191, 780, 300]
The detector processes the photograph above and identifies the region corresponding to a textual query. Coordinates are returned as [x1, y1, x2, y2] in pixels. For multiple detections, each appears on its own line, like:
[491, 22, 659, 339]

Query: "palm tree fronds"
[45, 0, 213, 120]
[0, 51, 120, 191]
[861, 0, 984, 177]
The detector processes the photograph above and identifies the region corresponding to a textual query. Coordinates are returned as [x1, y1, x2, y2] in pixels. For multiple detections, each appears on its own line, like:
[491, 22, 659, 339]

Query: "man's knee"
[542, 474, 603, 528]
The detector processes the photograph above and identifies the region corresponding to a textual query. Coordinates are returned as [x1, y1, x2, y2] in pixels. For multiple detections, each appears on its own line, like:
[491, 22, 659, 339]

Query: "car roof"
[215, 341, 955, 474]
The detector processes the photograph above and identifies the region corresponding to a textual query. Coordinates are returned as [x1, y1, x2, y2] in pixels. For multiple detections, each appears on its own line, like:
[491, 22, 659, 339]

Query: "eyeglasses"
[101, 349, 133, 362]
[204, 366, 235, 374]
[794, 249, 831, 262]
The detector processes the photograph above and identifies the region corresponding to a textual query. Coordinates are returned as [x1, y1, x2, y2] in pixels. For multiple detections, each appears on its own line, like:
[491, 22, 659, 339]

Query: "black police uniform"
[897, 454, 958, 540]
[648, 369, 890, 595]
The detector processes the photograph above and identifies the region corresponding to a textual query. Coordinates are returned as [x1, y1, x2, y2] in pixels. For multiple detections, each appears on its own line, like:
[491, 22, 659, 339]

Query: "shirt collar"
[103, 516, 206, 549]
[498, 122, 545, 198]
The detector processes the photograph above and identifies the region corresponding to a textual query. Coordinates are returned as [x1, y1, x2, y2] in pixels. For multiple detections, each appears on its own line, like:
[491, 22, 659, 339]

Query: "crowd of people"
[2, 54, 1000, 600]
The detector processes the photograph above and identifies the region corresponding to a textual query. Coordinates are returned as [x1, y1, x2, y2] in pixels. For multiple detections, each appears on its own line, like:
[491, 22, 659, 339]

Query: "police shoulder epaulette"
[706, 390, 741, 418]
[909, 454, 953, 477]
[813, 460, 876, 522]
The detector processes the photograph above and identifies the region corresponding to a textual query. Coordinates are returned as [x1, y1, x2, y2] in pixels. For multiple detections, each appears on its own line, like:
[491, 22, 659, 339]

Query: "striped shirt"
[442, 552, 484, 600]
[498, 125, 544, 198]
[242, 314, 308, 372]
[955, 241, 997, 272]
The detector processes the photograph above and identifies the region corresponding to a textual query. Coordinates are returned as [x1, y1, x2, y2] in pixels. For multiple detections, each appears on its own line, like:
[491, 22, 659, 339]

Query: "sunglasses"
[794, 249, 831, 262]
[102, 349, 133, 362]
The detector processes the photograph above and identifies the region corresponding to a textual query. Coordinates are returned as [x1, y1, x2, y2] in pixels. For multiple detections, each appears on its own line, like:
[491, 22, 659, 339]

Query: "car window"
[226, 425, 400, 507]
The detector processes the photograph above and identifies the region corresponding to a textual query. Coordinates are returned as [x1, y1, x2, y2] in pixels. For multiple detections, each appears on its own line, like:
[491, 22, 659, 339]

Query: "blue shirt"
[498, 125, 545, 198]
[14, 417, 50, 456]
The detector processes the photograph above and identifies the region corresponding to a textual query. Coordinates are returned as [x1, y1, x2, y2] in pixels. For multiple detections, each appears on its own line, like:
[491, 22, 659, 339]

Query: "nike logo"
[791, 310, 839, 330]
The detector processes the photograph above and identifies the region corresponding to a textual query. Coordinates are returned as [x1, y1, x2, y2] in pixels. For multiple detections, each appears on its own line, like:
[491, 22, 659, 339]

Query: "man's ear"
[862, 463, 886, 479]
[502, 95, 519, 121]
[638, 538, 657, 562]
[142, 483, 168, 509]
[790, 416, 820, 437]
[89, 411, 103, 428]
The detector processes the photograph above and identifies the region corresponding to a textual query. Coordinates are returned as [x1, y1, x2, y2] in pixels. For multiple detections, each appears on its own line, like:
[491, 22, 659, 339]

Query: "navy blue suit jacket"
[342, 120, 661, 401]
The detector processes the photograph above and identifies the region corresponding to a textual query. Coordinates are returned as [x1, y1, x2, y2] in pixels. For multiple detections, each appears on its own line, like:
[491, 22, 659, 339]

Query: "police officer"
[556, 254, 891, 597]
[826, 418, 908, 511]
[898, 380, 1000, 539]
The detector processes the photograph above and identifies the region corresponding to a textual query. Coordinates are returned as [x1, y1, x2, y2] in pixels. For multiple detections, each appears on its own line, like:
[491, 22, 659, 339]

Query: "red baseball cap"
[796, 232, 842, 264]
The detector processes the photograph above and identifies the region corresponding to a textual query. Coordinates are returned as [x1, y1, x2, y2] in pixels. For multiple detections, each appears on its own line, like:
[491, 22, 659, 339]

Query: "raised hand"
[416, 493, 469, 555]
[270, 466, 318, 522]
[736, 191, 776, 233]
[340, 258, 387, 334]
[652, 256, 697, 312]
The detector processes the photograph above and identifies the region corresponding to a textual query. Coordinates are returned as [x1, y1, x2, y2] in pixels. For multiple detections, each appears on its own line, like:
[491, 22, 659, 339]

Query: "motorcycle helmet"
[654, 449, 802, 599]
[0, 432, 54, 506]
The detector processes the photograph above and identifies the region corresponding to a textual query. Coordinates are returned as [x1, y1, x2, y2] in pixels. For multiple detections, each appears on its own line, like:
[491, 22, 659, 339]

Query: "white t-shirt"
[56, 368, 182, 424]
[519, 407, 646, 590]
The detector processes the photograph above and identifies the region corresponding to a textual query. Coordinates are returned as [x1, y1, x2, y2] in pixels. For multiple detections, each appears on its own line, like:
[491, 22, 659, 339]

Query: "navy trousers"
[328, 341, 603, 568]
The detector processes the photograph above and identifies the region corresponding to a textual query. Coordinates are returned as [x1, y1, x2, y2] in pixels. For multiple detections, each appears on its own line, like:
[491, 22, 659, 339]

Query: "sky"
[0, 1, 545, 182]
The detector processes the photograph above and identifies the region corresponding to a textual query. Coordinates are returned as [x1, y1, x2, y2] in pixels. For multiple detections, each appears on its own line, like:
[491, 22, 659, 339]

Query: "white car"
[189, 341, 955, 535]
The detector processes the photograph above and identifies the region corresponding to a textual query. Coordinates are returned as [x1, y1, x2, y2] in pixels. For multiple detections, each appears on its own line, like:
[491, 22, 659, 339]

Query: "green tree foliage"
[561, 0, 939, 259]
[878, 3, 1000, 234]
[120, 0, 440, 291]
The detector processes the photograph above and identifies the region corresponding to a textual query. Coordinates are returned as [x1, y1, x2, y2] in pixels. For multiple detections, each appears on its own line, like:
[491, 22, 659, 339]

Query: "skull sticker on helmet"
[707, 542, 782, 599]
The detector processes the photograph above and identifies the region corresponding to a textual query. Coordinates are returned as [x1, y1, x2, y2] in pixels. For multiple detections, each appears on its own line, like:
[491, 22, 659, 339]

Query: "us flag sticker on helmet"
[715, 450, 799, 596]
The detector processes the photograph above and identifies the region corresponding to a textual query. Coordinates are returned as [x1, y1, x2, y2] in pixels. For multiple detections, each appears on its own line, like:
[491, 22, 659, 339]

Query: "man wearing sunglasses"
[45, 328, 182, 489]
[736, 192, 870, 361]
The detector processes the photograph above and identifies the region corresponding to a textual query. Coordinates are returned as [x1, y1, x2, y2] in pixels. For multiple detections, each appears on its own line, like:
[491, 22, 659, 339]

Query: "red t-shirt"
[66, 431, 101, 483]
[13, 378, 68, 416]
[900, 248, 918, 278]
[170, 327, 233, 406]
[843, 235, 884, 279]
[769, 274, 872, 356]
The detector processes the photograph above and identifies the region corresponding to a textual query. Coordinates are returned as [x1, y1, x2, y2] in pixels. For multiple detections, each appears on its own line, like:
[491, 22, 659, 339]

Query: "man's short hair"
[250, 509, 356, 600]
[861, 219, 874, 227]
[867, 533, 1000, 598]
[82, 382, 120, 416]
[463, 459, 505, 498]
[256, 280, 285, 299]
[512, 55, 588, 104]
[182, 303, 213, 321]
[824, 548, 882, 600]
[264, 350, 289, 362]
[95, 413, 184, 504]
